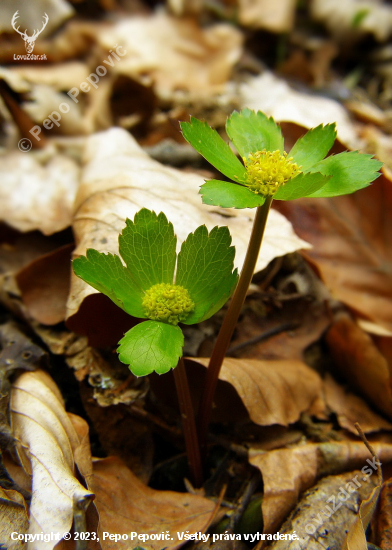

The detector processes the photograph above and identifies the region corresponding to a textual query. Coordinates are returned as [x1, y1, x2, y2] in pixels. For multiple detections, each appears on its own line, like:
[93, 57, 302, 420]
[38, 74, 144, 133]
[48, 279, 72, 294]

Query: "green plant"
[73, 208, 238, 485]
[180, 108, 382, 453]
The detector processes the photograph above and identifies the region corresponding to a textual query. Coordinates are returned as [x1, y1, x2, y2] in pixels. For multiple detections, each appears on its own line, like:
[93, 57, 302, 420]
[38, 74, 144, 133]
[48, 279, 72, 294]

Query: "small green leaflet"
[289, 124, 337, 172]
[72, 249, 145, 318]
[119, 209, 176, 290]
[226, 109, 284, 159]
[176, 225, 238, 323]
[180, 117, 247, 183]
[307, 151, 383, 197]
[200, 180, 266, 209]
[274, 172, 331, 201]
[118, 321, 184, 376]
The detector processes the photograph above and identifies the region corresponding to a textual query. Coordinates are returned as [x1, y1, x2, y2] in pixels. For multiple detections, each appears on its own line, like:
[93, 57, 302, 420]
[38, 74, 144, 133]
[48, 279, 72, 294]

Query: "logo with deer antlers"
[11, 11, 49, 54]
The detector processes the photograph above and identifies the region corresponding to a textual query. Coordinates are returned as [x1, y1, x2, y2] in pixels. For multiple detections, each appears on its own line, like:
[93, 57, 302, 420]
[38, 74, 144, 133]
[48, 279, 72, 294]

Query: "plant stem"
[173, 357, 204, 487]
[197, 196, 273, 453]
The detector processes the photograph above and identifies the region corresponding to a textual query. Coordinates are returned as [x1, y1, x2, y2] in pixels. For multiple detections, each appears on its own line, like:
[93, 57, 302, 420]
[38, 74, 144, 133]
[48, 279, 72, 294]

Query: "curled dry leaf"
[238, 0, 297, 32]
[10, 370, 94, 548]
[248, 440, 392, 534]
[375, 479, 392, 549]
[275, 173, 392, 335]
[239, 71, 360, 148]
[91, 456, 216, 550]
[0, 487, 29, 550]
[269, 471, 378, 550]
[194, 357, 323, 427]
[0, 151, 79, 235]
[66, 127, 309, 330]
[326, 316, 392, 420]
[97, 11, 243, 95]
[324, 373, 392, 434]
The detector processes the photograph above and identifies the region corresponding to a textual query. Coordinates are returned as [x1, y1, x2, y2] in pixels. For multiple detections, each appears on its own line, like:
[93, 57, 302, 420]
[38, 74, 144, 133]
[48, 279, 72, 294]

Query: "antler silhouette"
[11, 11, 27, 38]
[31, 13, 49, 39]
[11, 11, 49, 53]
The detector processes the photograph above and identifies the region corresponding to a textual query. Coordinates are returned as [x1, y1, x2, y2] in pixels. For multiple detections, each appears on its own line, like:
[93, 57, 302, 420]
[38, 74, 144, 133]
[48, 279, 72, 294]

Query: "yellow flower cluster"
[142, 283, 195, 325]
[244, 150, 301, 196]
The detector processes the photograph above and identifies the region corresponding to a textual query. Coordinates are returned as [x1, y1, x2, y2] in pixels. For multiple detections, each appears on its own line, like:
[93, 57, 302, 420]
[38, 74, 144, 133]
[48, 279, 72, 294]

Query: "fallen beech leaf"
[10, 370, 94, 547]
[0, 151, 79, 235]
[0, 487, 29, 550]
[325, 315, 392, 419]
[240, 71, 360, 148]
[269, 471, 377, 549]
[194, 357, 323, 426]
[324, 373, 392, 434]
[238, 0, 297, 32]
[344, 479, 381, 550]
[275, 174, 392, 334]
[97, 12, 243, 94]
[17, 243, 73, 325]
[66, 127, 309, 334]
[248, 441, 392, 534]
[91, 456, 216, 550]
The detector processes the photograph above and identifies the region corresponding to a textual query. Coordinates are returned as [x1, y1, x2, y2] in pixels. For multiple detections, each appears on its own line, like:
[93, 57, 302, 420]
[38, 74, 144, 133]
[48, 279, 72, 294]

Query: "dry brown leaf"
[194, 357, 323, 427]
[16, 243, 73, 325]
[275, 175, 392, 335]
[66, 127, 310, 332]
[310, 0, 392, 42]
[239, 71, 360, 148]
[97, 12, 243, 95]
[249, 441, 392, 534]
[326, 316, 392, 420]
[238, 0, 297, 32]
[0, 150, 79, 235]
[343, 444, 382, 550]
[375, 479, 392, 550]
[0, 487, 29, 550]
[91, 456, 216, 550]
[10, 370, 94, 548]
[324, 373, 392, 434]
[269, 471, 377, 550]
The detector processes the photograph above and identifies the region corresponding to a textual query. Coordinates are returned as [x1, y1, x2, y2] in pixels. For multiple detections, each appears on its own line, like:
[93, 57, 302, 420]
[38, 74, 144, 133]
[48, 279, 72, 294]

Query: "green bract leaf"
[200, 180, 266, 209]
[118, 321, 183, 376]
[176, 225, 238, 324]
[180, 118, 247, 183]
[289, 124, 337, 172]
[226, 109, 284, 159]
[72, 249, 145, 318]
[307, 152, 383, 197]
[273, 172, 332, 201]
[119, 209, 176, 291]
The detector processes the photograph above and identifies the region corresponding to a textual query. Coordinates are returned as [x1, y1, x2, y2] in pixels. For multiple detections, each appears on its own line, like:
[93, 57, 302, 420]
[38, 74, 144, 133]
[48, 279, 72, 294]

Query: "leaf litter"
[0, 0, 392, 548]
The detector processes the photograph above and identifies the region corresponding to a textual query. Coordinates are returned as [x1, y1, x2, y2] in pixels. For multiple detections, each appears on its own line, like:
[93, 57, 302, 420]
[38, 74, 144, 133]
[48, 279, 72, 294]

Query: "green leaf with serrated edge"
[180, 118, 247, 183]
[289, 124, 337, 172]
[73, 249, 145, 318]
[118, 321, 183, 376]
[200, 180, 266, 209]
[119, 209, 176, 292]
[306, 151, 382, 197]
[192, 269, 238, 324]
[274, 172, 331, 200]
[176, 225, 238, 324]
[226, 109, 284, 159]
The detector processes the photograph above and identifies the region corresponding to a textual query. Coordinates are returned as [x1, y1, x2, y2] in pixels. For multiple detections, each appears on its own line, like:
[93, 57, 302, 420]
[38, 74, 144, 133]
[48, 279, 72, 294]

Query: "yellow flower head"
[244, 150, 302, 196]
[142, 283, 195, 325]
